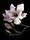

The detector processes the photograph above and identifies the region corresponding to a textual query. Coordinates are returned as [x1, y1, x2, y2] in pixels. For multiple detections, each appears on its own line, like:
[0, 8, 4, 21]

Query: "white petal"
[21, 13, 27, 17]
[18, 13, 27, 19]
[14, 17, 21, 25]
[17, 3, 24, 12]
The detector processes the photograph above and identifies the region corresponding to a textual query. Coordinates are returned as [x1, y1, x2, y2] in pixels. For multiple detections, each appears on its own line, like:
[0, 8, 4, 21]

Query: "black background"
[0, 0, 30, 39]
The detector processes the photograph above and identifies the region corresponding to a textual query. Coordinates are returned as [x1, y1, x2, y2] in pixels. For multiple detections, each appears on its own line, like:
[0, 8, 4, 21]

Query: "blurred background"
[0, 0, 30, 39]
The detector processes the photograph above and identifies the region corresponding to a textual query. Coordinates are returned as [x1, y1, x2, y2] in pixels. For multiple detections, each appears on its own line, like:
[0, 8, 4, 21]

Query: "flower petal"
[5, 23, 13, 29]
[18, 13, 27, 19]
[10, 4, 16, 9]
[3, 19, 13, 22]
[14, 17, 21, 25]
[17, 3, 24, 12]
[2, 14, 6, 17]
[10, 4, 16, 13]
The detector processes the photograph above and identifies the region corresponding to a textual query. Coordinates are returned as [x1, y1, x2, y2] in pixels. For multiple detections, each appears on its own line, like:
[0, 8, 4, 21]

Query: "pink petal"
[10, 4, 16, 13]
[5, 23, 13, 29]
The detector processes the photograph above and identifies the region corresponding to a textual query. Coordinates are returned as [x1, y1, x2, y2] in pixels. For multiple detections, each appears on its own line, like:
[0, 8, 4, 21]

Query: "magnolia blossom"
[3, 3, 27, 22]
[2, 3, 27, 29]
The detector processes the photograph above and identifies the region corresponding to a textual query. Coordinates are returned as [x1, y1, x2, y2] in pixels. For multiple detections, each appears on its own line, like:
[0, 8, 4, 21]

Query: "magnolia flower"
[3, 3, 27, 22]
[2, 3, 27, 29]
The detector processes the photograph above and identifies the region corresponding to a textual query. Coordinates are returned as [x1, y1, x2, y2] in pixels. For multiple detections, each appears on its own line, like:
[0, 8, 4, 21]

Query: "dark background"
[0, 0, 30, 39]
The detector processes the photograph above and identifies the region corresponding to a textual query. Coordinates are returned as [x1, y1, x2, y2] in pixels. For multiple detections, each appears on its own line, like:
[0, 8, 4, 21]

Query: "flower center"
[13, 13, 18, 17]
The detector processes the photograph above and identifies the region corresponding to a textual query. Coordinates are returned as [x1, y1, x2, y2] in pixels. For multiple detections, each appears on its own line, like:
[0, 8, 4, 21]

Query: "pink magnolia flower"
[3, 4, 27, 22]
[2, 3, 27, 29]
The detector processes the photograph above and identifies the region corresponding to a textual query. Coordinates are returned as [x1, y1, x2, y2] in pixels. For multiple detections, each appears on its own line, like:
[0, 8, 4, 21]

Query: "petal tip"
[17, 3, 24, 11]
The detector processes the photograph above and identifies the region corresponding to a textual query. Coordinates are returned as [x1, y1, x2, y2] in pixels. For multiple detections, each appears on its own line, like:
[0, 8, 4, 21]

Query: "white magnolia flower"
[2, 3, 27, 25]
